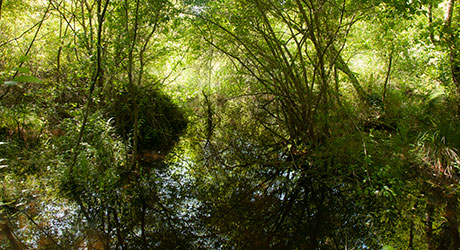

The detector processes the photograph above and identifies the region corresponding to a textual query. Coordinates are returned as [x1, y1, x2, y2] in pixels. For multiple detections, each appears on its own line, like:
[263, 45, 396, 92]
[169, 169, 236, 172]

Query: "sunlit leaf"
[19, 55, 30, 63]
[4, 81, 18, 86]
[16, 67, 30, 73]
[0, 201, 15, 206]
[15, 202, 26, 207]
[13, 75, 42, 83]
[383, 246, 395, 250]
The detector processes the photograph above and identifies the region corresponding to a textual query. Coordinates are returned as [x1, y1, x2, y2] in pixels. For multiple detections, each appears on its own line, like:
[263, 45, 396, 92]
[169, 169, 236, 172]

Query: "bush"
[109, 85, 187, 155]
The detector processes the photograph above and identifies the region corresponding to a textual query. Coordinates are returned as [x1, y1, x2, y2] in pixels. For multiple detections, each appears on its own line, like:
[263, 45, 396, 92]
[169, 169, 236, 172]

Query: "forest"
[1, 0, 460, 249]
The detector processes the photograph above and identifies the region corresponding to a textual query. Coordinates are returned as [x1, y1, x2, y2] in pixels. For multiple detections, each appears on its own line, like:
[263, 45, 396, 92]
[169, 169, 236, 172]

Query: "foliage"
[109, 85, 187, 155]
[1, 0, 460, 249]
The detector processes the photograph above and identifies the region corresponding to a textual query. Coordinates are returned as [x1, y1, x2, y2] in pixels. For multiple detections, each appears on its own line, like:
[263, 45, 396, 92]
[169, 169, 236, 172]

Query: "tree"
[2, 0, 460, 248]
[180, 0, 411, 248]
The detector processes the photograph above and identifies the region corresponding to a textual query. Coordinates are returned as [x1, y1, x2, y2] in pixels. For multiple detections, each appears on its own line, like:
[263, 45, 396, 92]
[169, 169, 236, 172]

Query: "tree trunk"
[426, 203, 434, 250]
[409, 219, 414, 250]
[450, 50, 460, 103]
[446, 194, 460, 250]
[444, 0, 455, 28]
[0, 219, 23, 250]
[442, 0, 460, 110]
[382, 50, 393, 108]
[335, 54, 367, 101]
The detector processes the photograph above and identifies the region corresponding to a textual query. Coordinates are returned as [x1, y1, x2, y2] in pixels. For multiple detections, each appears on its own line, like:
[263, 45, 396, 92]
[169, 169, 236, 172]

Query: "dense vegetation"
[1, 0, 460, 249]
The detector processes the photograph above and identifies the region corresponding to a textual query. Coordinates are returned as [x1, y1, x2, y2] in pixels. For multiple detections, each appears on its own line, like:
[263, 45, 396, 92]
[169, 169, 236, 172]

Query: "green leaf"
[0, 200, 15, 207]
[16, 67, 30, 73]
[4, 81, 18, 86]
[383, 246, 395, 250]
[13, 75, 42, 83]
[19, 55, 30, 63]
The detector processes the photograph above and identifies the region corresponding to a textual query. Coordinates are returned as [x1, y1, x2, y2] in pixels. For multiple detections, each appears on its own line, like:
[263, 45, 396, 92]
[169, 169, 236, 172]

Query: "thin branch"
[382, 49, 393, 106]
[69, 0, 110, 179]
[50, 0, 78, 37]
[0, 21, 43, 48]
[0, 0, 52, 101]
[127, 0, 141, 169]
[19, 210, 65, 250]
[428, 3, 438, 44]
[190, 11, 277, 82]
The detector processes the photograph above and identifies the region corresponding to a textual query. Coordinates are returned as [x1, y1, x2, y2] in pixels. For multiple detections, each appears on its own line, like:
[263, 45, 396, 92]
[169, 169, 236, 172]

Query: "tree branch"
[444, 0, 455, 28]
[19, 210, 65, 250]
[0, 0, 52, 102]
[69, 0, 110, 179]
[0, 217, 25, 250]
[334, 53, 367, 101]
[382, 49, 393, 107]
